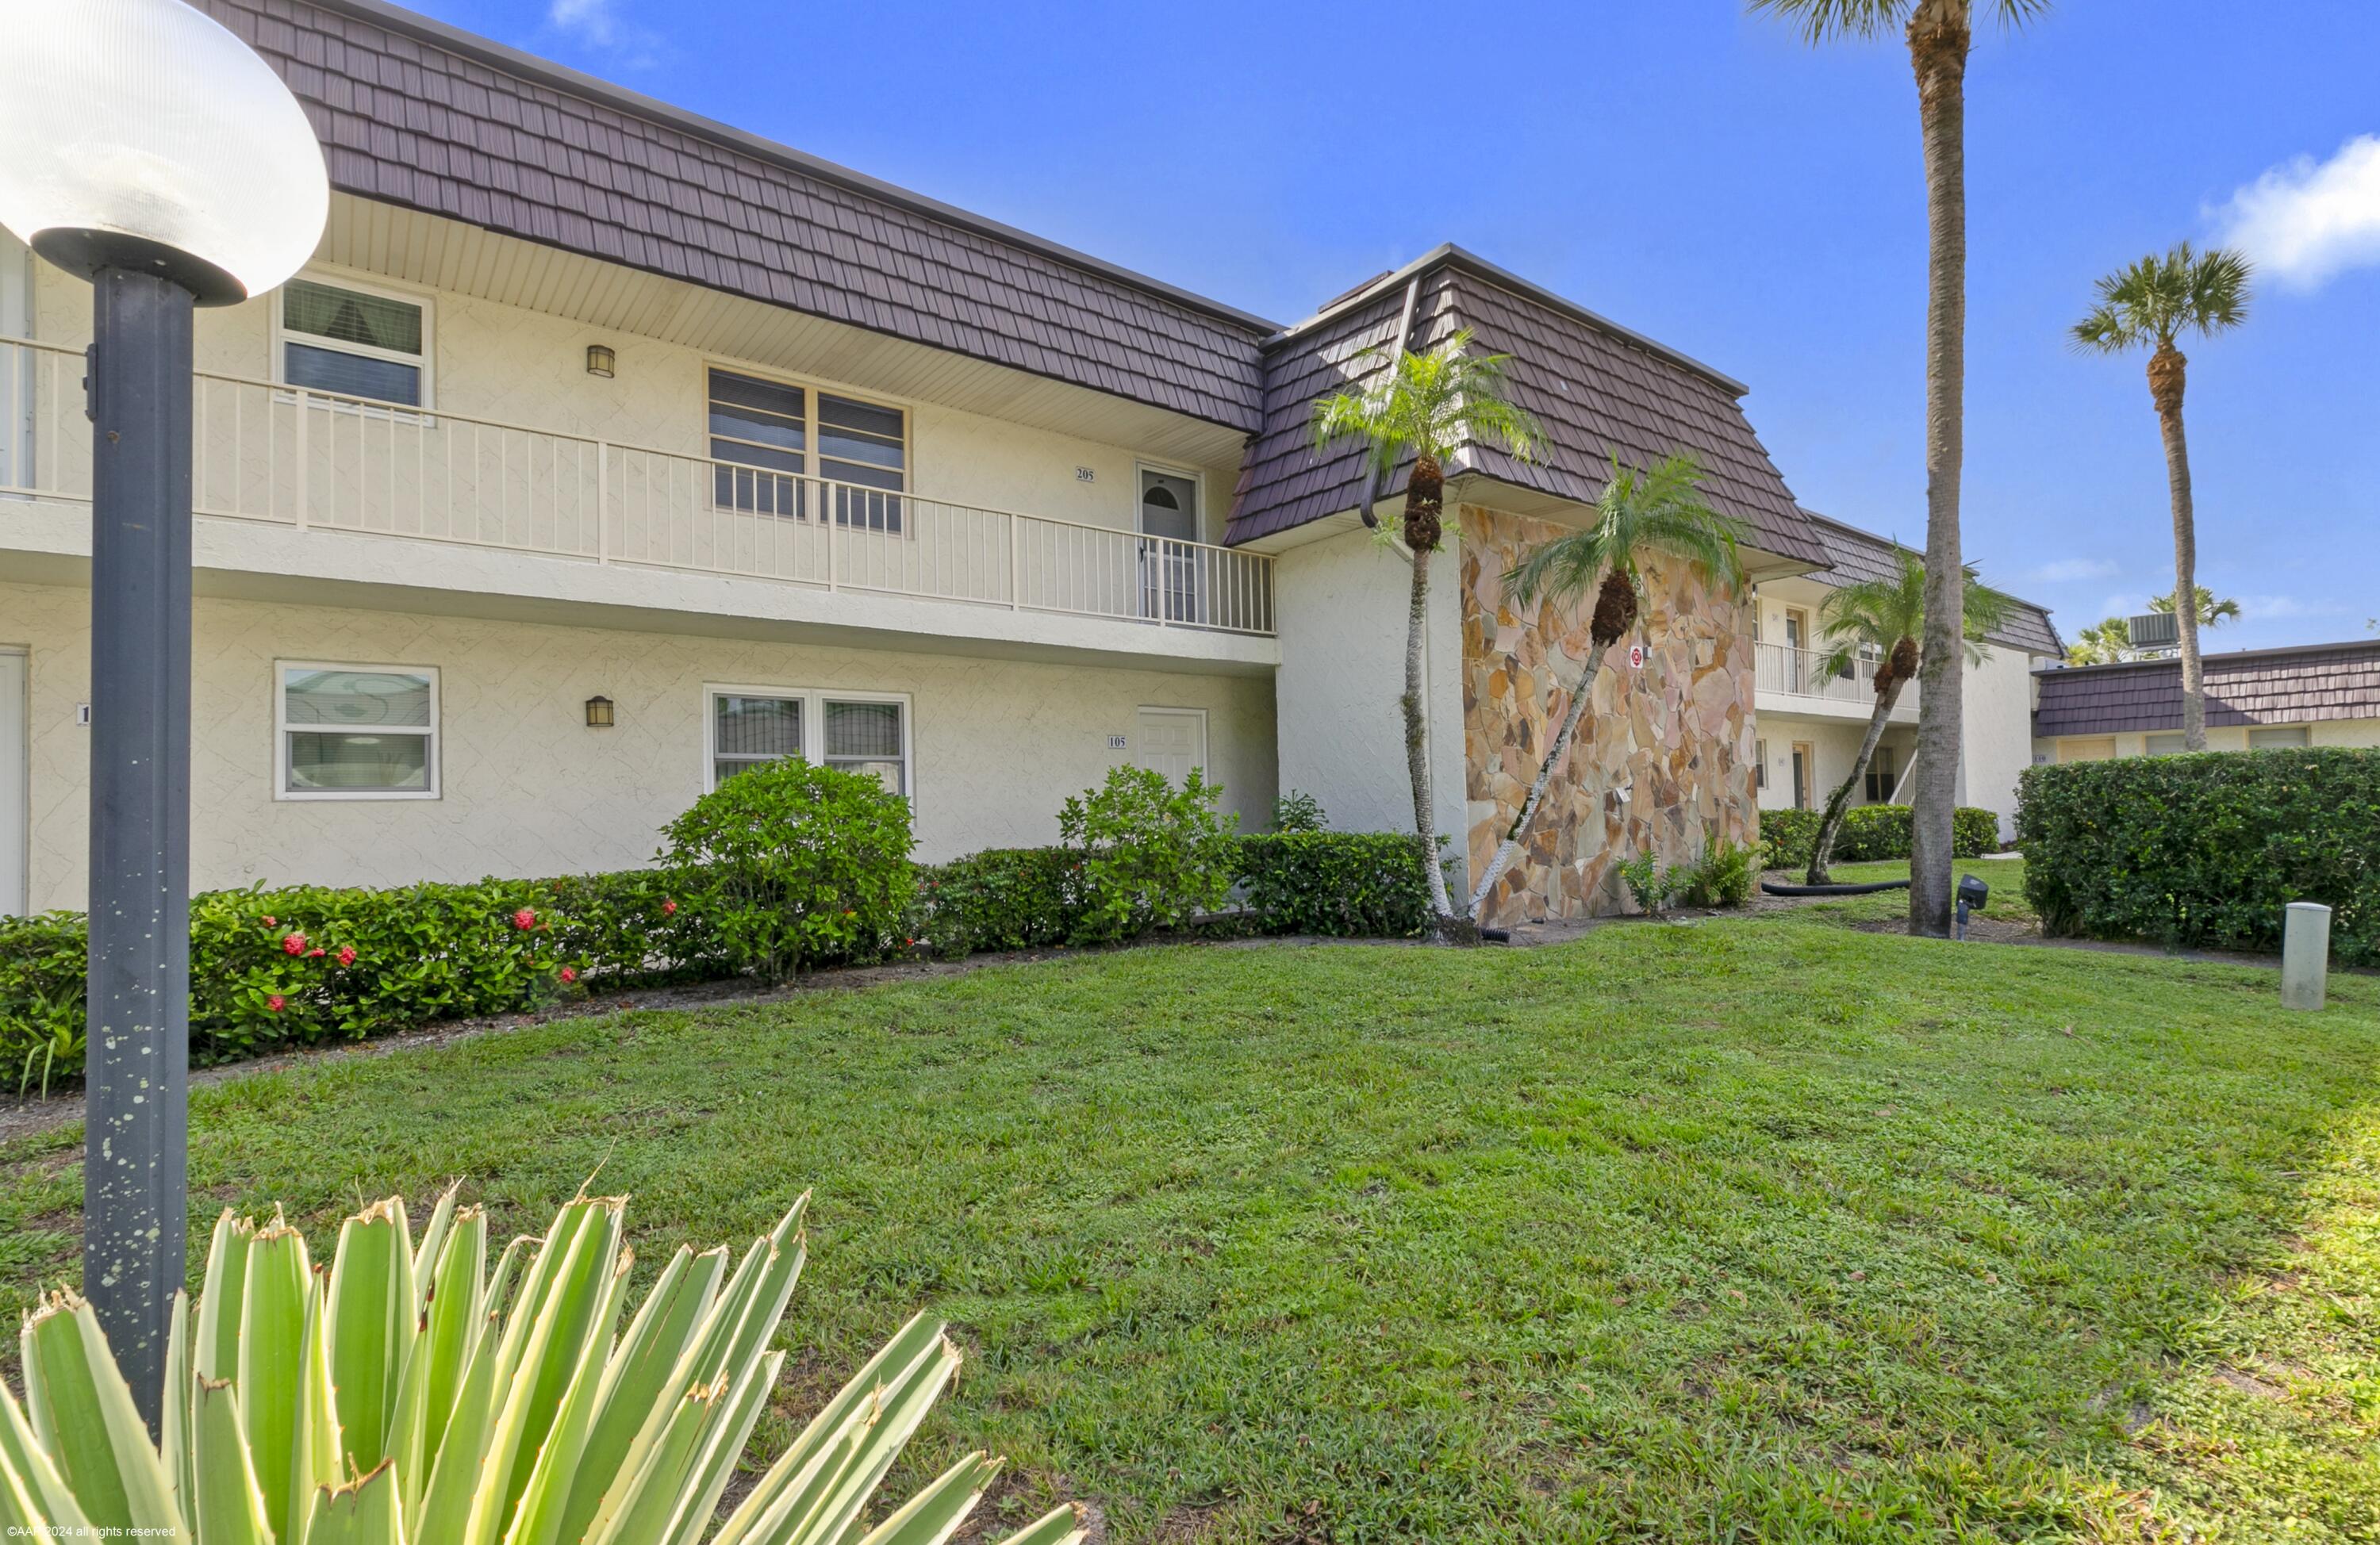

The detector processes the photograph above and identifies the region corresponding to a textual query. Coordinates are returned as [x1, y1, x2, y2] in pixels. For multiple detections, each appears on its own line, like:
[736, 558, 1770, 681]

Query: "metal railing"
[0, 334, 1276, 637]
[1753, 641, 1917, 714]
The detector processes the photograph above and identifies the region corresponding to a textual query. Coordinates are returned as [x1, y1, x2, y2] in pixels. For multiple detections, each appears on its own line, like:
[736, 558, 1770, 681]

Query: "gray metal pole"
[83, 264, 195, 1435]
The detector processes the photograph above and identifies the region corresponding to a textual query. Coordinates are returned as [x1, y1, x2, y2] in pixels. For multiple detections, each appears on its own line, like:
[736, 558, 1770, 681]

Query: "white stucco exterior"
[1, 578, 1275, 914]
[1270, 524, 1466, 884]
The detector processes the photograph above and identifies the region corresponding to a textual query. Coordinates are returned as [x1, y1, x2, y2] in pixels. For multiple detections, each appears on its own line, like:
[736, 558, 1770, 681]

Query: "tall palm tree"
[1750, 0, 2045, 936]
[1467, 454, 1746, 918]
[2149, 584, 2243, 631]
[2072, 243, 2251, 750]
[1313, 328, 1543, 924]
[2066, 616, 2131, 666]
[1802, 548, 2010, 883]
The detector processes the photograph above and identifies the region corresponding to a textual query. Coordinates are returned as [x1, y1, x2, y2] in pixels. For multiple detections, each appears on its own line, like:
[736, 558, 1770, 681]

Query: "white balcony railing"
[0, 335, 1275, 637]
[1754, 641, 1916, 715]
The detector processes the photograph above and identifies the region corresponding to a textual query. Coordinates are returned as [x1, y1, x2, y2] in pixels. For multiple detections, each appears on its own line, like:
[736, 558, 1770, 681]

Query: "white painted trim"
[273, 659, 442, 801]
[701, 680, 916, 803]
[1133, 460, 1207, 542]
[0, 645, 25, 915]
[273, 269, 438, 411]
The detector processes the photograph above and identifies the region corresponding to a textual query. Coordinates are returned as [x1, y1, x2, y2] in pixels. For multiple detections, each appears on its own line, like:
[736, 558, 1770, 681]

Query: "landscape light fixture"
[0, 0, 328, 1432]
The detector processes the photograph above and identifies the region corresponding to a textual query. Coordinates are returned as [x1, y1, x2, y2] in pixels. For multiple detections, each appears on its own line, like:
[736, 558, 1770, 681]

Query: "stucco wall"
[1459, 505, 1758, 926]
[1271, 526, 1467, 864]
[1752, 716, 1917, 814]
[2037, 719, 2380, 764]
[2, 579, 1274, 912]
[1957, 646, 2040, 835]
[29, 259, 1235, 543]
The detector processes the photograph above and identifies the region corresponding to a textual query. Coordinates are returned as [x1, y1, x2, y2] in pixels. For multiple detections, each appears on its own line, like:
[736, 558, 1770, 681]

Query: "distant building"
[2033, 639, 2380, 761]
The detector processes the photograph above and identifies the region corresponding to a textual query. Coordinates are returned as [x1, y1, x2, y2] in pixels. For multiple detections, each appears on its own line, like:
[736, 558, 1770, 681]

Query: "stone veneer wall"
[1460, 504, 1760, 926]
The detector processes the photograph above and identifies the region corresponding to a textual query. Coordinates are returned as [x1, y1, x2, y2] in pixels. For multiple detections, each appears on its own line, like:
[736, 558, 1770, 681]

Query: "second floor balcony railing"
[1753, 640, 1917, 715]
[0, 335, 1275, 637]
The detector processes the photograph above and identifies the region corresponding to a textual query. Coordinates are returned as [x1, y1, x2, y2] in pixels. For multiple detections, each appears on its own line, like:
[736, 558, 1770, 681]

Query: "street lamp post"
[0, 0, 327, 1432]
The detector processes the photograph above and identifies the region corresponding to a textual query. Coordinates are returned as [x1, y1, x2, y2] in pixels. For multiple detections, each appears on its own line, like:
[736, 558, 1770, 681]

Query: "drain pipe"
[1355, 274, 1424, 532]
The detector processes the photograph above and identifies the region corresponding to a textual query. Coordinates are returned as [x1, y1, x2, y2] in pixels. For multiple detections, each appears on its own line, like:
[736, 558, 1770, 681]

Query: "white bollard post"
[2282, 902, 2332, 1011]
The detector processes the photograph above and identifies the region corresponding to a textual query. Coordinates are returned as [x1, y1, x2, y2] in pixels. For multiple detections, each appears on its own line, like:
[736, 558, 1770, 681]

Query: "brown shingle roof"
[1226, 247, 1827, 568]
[2033, 639, 2380, 737]
[1801, 511, 2063, 657]
[200, 0, 1272, 430]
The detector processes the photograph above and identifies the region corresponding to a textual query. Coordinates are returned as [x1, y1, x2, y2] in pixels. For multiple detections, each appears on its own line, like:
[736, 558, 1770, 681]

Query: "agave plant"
[0, 1188, 1083, 1545]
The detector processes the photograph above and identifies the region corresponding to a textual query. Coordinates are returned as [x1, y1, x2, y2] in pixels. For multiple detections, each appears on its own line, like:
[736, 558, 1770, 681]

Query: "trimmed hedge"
[1757, 804, 2001, 870]
[2, 830, 1440, 1089]
[1235, 832, 1433, 938]
[2016, 749, 2380, 963]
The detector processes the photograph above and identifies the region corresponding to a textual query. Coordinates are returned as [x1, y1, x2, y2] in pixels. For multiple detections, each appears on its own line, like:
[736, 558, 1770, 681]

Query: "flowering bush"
[659, 759, 917, 981]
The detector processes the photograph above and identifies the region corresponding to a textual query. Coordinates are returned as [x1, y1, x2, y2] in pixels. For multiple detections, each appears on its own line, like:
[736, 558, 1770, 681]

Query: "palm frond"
[2072, 241, 2253, 353]
[1814, 544, 2010, 665]
[1310, 328, 1543, 483]
[1746, 0, 1909, 44]
[1503, 453, 1746, 611]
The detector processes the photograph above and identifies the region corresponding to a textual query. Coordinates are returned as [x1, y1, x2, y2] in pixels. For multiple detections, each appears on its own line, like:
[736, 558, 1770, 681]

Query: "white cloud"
[2029, 558, 2118, 584]
[2239, 594, 2347, 621]
[2213, 134, 2380, 289]
[2090, 592, 2144, 621]
[547, 0, 616, 44]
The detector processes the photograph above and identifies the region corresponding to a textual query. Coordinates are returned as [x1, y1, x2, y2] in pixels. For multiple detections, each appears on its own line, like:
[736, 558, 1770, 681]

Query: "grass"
[5, 904, 2378, 1541]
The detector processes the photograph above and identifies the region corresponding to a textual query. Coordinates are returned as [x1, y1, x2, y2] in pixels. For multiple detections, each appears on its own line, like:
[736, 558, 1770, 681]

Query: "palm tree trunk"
[2149, 342, 2205, 749]
[1466, 638, 1610, 921]
[1904, 0, 1971, 940]
[1403, 542, 1453, 920]
[1806, 682, 1905, 884]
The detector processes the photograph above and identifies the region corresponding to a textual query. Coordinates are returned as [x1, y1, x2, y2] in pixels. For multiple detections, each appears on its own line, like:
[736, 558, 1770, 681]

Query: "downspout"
[1356, 275, 1424, 531]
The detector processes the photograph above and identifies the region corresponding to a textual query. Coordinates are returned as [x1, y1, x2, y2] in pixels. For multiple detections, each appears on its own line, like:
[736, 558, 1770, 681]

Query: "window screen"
[712, 692, 803, 784]
[709, 369, 807, 518]
[824, 699, 904, 792]
[281, 666, 435, 794]
[2145, 733, 2190, 757]
[282, 280, 425, 406]
[2248, 725, 2309, 749]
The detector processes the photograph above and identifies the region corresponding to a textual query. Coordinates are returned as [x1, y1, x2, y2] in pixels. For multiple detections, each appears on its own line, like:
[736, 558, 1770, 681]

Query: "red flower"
[308, 947, 325, 958]
[560, 965, 578, 983]
[266, 994, 285, 1012]
[336, 945, 356, 967]
[282, 932, 307, 955]
[512, 908, 536, 930]
[662, 899, 678, 915]
[263, 914, 277, 927]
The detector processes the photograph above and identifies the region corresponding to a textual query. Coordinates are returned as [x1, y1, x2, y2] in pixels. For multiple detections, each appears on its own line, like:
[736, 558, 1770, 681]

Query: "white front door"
[0, 650, 25, 915]
[1135, 707, 1206, 785]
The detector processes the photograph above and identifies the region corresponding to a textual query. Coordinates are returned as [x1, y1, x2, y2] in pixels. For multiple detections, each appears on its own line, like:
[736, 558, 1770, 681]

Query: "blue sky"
[431, 0, 2377, 652]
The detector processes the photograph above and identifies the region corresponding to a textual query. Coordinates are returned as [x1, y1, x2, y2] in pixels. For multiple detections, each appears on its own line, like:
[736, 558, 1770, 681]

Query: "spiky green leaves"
[6, 1190, 1086, 1545]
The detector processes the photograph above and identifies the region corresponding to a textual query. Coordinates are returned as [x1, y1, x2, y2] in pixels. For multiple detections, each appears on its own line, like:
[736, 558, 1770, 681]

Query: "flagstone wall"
[1460, 504, 1760, 926]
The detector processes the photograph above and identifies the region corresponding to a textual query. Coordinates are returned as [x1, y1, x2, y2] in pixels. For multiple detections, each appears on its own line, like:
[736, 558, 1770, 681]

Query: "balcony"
[1753, 641, 1917, 720]
[0, 335, 1275, 638]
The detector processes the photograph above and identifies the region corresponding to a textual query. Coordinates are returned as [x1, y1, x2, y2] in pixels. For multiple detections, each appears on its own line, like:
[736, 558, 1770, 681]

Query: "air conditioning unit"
[2127, 611, 2179, 649]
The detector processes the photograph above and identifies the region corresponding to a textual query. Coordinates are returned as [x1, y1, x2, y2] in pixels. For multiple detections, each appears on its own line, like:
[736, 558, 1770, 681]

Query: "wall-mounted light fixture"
[584, 694, 615, 728]
[585, 343, 616, 378]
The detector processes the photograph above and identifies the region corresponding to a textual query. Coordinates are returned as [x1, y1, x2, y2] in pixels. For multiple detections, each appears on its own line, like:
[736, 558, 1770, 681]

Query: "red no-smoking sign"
[1626, 643, 1645, 669]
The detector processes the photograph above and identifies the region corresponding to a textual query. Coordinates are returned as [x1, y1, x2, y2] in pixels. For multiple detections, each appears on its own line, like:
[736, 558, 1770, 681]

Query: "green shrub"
[1234, 832, 1431, 937]
[1059, 766, 1238, 945]
[912, 846, 1083, 958]
[660, 760, 917, 980]
[544, 867, 727, 983]
[2017, 749, 2380, 963]
[1273, 788, 1328, 833]
[1757, 804, 2000, 868]
[1676, 836, 1755, 908]
[0, 912, 86, 1095]
[1614, 853, 1675, 916]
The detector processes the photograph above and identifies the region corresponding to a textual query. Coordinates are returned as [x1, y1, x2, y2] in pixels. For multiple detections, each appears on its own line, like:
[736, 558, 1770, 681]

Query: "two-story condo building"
[0, 0, 2058, 927]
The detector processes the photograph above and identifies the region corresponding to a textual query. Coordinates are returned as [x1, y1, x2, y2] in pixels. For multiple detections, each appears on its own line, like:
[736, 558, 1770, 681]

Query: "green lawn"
[6, 912, 2378, 1541]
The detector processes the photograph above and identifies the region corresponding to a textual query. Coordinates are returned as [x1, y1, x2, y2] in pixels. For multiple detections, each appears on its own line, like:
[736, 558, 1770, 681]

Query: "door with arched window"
[1138, 466, 1201, 623]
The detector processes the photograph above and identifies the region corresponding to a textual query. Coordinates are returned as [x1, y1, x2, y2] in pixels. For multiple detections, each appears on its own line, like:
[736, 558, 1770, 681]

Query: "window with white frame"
[2248, 725, 2309, 749]
[278, 278, 430, 407]
[277, 663, 438, 798]
[2145, 732, 2190, 757]
[705, 686, 910, 796]
[708, 367, 905, 531]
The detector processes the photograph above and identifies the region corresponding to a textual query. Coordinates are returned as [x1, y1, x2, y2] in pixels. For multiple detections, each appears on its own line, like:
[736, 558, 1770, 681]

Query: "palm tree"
[1466, 454, 1746, 918]
[1750, 0, 2045, 936]
[1802, 548, 2010, 883]
[2066, 616, 2131, 666]
[2149, 584, 2243, 631]
[1312, 328, 1544, 924]
[2072, 243, 2251, 749]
